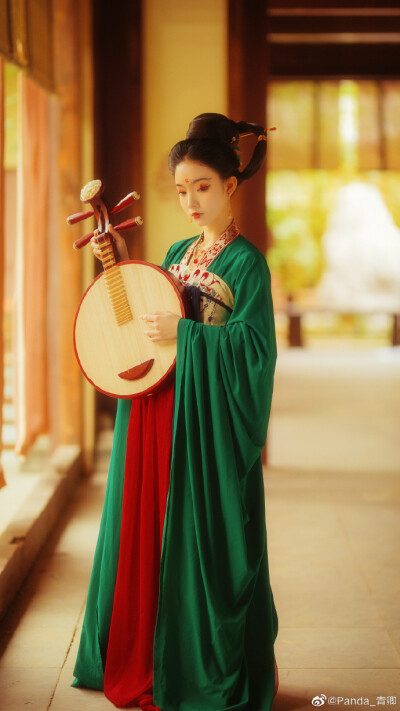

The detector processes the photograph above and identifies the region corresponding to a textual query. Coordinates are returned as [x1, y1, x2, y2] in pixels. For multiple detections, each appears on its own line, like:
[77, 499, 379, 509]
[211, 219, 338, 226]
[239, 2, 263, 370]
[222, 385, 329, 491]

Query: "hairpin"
[258, 127, 277, 141]
[230, 136, 242, 166]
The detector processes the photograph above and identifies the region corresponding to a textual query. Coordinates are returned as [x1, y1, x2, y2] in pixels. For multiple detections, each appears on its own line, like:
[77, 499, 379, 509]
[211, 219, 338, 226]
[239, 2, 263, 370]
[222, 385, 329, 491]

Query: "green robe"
[72, 232, 278, 710]
[153, 234, 278, 711]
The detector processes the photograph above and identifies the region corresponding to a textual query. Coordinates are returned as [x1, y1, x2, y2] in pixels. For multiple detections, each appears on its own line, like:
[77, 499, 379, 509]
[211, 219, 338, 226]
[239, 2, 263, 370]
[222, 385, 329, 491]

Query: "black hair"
[168, 112, 267, 186]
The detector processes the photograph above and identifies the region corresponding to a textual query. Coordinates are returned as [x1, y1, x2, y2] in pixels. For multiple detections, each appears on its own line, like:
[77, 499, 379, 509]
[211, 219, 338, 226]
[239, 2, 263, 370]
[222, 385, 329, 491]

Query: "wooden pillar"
[93, 0, 143, 418]
[228, 0, 268, 254]
[0, 58, 5, 487]
[228, 2, 273, 466]
[93, 0, 143, 261]
[49, 0, 83, 449]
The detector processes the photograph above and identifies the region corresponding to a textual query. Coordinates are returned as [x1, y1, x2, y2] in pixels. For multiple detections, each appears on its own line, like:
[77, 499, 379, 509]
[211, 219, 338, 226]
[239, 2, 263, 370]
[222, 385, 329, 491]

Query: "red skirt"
[104, 381, 175, 710]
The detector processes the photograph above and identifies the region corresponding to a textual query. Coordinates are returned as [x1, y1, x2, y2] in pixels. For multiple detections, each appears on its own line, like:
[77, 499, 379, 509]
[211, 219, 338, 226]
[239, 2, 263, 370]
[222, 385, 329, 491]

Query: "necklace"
[191, 218, 235, 265]
[185, 218, 239, 268]
[192, 235, 208, 264]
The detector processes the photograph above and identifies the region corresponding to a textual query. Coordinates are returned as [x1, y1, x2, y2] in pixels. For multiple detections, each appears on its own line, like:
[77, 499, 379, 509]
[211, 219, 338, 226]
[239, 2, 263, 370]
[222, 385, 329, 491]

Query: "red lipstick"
[191, 213, 202, 219]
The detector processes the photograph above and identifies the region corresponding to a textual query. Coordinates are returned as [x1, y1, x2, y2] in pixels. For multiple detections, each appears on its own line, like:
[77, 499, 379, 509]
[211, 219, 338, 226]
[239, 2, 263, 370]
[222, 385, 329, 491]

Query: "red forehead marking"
[185, 178, 190, 183]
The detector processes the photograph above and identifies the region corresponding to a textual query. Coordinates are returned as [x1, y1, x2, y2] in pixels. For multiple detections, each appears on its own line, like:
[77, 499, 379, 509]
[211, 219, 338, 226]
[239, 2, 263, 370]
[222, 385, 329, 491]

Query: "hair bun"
[168, 113, 271, 185]
[186, 113, 239, 144]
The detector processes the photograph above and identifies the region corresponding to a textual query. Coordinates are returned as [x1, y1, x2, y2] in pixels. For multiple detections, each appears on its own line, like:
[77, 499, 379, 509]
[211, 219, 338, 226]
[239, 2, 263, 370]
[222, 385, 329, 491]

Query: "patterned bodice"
[168, 220, 239, 326]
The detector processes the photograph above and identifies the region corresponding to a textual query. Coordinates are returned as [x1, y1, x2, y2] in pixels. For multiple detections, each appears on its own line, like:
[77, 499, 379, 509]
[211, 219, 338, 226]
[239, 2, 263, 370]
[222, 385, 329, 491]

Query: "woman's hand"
[90, 224, 130, 262]
[140, 312, 181, 341]
[109, 224, 130, 261]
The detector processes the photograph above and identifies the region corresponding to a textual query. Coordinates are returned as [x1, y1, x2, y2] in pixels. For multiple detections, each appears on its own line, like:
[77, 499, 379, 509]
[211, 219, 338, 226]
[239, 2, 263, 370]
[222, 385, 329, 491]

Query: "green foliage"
[266, 169, 400, 299]
[267, 213, 320, 296]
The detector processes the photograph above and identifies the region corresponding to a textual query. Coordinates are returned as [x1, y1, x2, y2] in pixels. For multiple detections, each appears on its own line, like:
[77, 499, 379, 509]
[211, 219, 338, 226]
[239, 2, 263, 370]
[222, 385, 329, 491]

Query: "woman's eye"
[178, 191, 186, 196]
[198, 185, 209, 192]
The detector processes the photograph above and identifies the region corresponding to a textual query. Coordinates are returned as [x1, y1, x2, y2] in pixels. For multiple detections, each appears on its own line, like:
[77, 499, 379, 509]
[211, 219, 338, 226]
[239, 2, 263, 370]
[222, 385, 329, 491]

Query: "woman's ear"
[226, 175, 238, 197]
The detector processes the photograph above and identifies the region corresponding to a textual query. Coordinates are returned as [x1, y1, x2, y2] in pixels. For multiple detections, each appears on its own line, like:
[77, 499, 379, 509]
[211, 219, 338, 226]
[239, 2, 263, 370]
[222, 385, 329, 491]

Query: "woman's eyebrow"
[175, 177, 212, 186]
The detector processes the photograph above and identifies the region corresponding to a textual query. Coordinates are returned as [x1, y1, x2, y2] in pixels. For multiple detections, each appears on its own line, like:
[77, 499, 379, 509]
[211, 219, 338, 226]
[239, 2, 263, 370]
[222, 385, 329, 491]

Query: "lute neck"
[97, 233, 133, 326]
[97, 233, 117, 270]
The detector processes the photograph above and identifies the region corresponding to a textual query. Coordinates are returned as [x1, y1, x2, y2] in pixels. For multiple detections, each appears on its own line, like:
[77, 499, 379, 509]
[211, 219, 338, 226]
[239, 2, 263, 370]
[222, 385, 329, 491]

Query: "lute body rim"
[73, 259, 187, 399]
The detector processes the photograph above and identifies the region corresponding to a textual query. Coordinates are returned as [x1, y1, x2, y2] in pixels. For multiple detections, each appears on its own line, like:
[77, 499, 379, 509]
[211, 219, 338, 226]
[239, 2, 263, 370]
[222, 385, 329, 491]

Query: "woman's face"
[174, 159, 234, 228]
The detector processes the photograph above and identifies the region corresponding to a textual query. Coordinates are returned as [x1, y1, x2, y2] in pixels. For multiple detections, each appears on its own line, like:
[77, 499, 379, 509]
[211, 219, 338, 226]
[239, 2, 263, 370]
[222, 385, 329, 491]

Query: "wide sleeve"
[174, 252, 277, 476]
[153, 252, 278, 711]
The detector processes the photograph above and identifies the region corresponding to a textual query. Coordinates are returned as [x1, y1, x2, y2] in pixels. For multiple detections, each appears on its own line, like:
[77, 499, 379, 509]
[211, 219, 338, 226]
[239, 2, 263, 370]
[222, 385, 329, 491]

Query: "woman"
[72, 113, 279, 711]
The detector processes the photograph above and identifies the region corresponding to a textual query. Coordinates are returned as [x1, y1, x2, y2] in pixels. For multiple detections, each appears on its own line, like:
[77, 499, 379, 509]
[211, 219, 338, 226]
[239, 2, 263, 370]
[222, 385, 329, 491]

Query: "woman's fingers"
[141, 313, 160, 340]
[108, 224, 120, 238]
[90, 231, 102, 261]
[90, 238, 100, 257]
[139, 314, 162, 330]
[140, 312, 180, 341]
[108, 223, 130, 261]
[90, 228, 117, 261]
[108, 223, 124, 245]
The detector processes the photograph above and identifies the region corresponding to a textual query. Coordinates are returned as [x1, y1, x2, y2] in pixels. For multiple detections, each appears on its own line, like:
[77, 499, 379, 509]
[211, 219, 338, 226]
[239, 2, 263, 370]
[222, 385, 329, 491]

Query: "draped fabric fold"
[71, 398, 132, 690]
[104, 382, 175, 709]
[153, 236, 278, 711]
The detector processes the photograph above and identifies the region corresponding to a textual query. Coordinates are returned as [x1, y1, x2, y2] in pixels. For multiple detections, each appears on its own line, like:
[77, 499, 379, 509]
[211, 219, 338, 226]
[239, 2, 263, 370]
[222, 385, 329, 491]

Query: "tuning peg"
[73, 230, 95, 250]
[67, 209, 94, 225]
[110, 191, 140, 215]
[114, 216, 143, 230]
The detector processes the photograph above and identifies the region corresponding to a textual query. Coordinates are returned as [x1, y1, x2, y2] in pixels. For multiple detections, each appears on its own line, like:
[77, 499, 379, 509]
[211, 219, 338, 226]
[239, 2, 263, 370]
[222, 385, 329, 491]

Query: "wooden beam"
[268, 16, 400, 33]
[268, 0, 400, 10]
[269, 42, 400, 78]
[267, 1, 400, 78]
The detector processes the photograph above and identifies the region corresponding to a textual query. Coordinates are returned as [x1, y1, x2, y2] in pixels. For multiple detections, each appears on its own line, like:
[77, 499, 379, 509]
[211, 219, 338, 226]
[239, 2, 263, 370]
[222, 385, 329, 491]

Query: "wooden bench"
[276, 305, 400, 347]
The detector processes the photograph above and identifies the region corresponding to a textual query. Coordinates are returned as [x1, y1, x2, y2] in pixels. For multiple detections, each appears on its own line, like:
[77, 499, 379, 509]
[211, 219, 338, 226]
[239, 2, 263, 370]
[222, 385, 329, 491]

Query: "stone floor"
[0, 345, 399, 711]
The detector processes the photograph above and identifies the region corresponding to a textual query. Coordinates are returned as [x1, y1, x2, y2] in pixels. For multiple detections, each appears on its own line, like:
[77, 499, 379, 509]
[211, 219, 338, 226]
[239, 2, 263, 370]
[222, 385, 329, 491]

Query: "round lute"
[69, 180, 186, 398]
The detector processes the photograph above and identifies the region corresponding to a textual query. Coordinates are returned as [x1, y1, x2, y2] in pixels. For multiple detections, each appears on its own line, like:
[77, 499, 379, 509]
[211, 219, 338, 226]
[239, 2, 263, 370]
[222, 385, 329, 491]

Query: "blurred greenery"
[266, 169, 400, 300]
[266, 79, 400, 302]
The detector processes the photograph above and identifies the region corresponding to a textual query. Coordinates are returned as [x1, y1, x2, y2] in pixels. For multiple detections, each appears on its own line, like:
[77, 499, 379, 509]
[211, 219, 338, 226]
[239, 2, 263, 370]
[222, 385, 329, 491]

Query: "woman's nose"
[187, 190, 199, 209]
